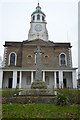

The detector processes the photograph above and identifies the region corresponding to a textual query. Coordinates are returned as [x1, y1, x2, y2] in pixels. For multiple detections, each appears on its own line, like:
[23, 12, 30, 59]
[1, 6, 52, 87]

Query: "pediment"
[23, 39, 54, 46]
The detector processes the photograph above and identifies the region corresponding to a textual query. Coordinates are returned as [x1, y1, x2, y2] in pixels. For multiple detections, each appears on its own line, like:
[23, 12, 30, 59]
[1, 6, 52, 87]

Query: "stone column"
[0, 70, 3, 88]
[43, 71, 45, 82]
[59, 71, 63, 88]
[19, 71, 22, 89]
[54, 71, 57, 89]
[31, 71, 34, 83]
[72, 70, 77, 88]
[12, 71, 17, 88]
[35, 46, 43, 81]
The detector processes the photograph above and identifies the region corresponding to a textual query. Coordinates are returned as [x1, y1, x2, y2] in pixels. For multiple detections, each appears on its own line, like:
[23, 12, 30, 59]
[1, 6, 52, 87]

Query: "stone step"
[2, 96, 56, 104]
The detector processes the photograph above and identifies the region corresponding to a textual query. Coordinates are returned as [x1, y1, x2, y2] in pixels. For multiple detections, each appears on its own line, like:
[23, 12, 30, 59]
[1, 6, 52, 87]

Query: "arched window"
[59, 53, 67, 66]
[37, 14, 40, 20]
[9, 52, 17, 66]
[42, 16, 44, 21]
[33, 16, 35, 20]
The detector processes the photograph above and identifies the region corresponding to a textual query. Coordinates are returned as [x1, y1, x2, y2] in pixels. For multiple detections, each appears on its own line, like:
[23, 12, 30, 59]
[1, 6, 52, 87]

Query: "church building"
[0, 3, 77, 89]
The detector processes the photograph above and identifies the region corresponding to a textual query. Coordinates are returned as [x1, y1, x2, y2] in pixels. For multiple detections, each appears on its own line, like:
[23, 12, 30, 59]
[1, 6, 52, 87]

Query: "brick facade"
[4, 39, 72, 69]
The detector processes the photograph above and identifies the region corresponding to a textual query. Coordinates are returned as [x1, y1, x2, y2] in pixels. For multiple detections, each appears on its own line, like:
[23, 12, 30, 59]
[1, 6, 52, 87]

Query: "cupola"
[31, 3, 46, 22]
[28, 3, 49, 41]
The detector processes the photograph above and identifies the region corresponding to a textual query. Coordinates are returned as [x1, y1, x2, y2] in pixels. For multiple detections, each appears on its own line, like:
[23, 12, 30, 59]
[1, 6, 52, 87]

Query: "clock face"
[35, 24, 42, 32]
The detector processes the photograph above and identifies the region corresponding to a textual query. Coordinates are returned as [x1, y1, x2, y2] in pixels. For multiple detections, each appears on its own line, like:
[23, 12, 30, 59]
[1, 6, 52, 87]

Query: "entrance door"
[8, 78, 13, 88]
[63, 78, 66, 88]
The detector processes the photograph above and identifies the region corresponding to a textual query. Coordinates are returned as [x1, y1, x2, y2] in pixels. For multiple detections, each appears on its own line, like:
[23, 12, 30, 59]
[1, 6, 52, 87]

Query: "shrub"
[57, 89, 80, 104]
[56, 92, 69, 106]
[31, 80, 47, 89]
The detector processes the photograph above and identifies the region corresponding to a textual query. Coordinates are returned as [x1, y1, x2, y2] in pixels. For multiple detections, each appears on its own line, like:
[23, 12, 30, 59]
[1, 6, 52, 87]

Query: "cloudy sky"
[0, 0, 78, 67]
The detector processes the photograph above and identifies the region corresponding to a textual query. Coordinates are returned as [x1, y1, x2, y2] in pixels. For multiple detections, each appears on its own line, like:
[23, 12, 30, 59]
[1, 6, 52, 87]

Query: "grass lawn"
[2, 89, 80, 119]
[2, 89, 21, 97]
[2, 104, 80, 119]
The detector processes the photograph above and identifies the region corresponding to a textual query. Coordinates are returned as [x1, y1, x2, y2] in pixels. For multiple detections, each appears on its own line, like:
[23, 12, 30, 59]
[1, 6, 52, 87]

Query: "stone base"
[18, 89, 57, 96]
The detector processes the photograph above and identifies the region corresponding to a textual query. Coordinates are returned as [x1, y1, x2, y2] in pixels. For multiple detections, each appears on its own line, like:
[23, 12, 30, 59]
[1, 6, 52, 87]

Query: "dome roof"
[31, 3, 45, 16]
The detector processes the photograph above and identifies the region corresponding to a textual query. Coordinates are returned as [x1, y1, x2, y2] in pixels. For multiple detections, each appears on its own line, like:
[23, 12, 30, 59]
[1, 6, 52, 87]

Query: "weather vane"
[38, 0, 40, 6]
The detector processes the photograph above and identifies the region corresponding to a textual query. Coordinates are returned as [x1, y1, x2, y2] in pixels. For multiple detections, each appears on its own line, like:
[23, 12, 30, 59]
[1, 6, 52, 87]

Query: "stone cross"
[35, 46, 42, 81]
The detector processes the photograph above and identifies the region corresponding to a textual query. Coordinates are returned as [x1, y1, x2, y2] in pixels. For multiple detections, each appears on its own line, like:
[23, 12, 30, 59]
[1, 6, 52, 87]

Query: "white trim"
[59, 53, 67, 66]
[68, 48, 72, 67]
[43, 71, 45, 82]
[72, 70, 77, 88]
[35, 53, 37, 64]
[0, 70, 3, 88]
[54, 71, 57, 88]
[1, 69, 76, 72]
[12, 71, 17, 88]
[3, 47, 7, 67]
[19, 71, 22, 88]
[8, 52, 17, 66]
[59, 71, 63, 88]
[31, 71, 34, 83]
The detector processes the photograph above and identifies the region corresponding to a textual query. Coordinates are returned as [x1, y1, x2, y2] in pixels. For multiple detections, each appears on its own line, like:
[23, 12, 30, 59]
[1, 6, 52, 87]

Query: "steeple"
[28, 3, 49, 41]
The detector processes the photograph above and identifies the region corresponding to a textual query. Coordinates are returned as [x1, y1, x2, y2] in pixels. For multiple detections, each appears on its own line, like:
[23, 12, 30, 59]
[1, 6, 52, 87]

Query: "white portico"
[0, 68, 77, 89]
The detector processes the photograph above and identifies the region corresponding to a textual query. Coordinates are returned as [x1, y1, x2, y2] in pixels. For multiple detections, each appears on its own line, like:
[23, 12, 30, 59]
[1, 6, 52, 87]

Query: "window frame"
[42, 16, 44, 21]
[8, 52, 17, 66]
[33, 16, 35, 21]
[37, 14, 40, 20]
[59, 53, 67, 66]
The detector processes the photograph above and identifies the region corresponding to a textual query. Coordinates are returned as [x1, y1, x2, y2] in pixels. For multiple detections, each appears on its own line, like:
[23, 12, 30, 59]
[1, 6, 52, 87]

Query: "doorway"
[63, 78, 66, 88]
[8, 78, 13, 88]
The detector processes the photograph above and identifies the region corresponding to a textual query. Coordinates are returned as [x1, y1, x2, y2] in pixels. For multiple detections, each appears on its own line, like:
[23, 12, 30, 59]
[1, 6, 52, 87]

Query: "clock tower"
[28, 3, 49, 41]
